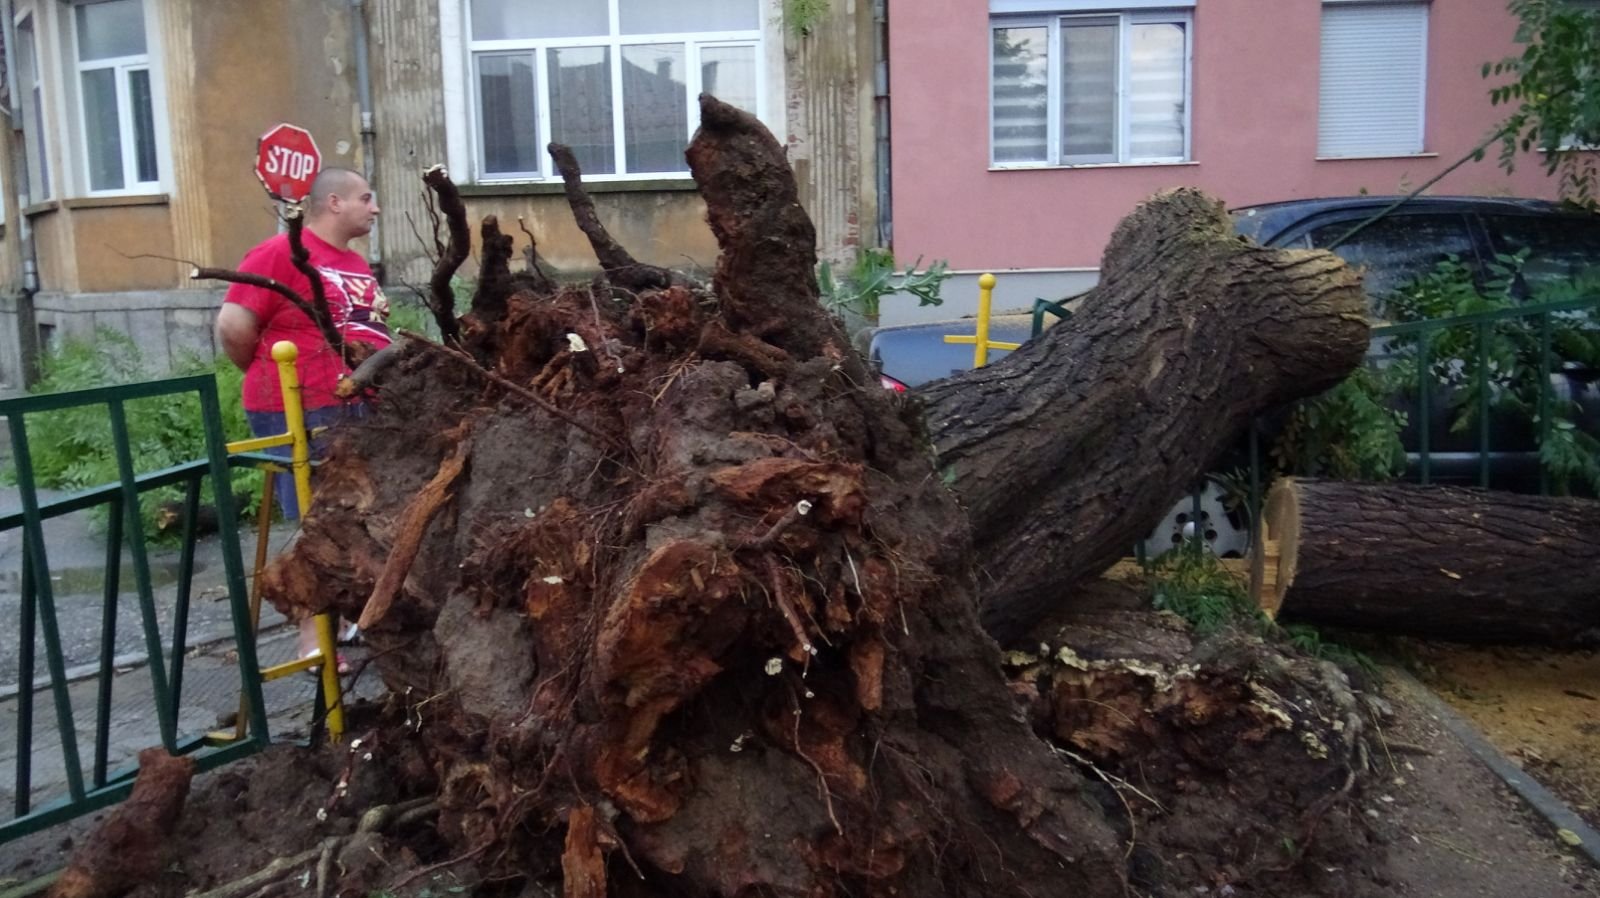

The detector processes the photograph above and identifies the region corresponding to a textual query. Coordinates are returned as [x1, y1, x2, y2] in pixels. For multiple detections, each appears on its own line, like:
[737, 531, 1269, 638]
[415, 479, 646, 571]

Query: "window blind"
[1318, 3, 1428, 158]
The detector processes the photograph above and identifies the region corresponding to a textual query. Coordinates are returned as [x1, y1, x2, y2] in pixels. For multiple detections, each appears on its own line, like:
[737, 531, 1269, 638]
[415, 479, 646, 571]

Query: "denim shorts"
[245, 405, 357, 520]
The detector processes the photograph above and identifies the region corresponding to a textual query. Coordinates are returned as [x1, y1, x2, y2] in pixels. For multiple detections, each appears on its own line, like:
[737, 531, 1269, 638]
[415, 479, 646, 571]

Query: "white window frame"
[68, 0, 166, 198]
[989, 9, 1193, 169]
[13, 8, 52, 205]
[462, 0, 768, 184]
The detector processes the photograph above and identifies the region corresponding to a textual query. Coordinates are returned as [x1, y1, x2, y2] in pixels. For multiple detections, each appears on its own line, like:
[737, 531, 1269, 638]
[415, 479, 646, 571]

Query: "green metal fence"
[1370, 294, 1600, 494]
[0, 374, 271, 841]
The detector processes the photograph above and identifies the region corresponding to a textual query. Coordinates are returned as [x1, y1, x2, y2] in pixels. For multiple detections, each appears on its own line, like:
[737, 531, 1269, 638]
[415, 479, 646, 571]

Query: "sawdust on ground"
[1412, 643, 1600, 831]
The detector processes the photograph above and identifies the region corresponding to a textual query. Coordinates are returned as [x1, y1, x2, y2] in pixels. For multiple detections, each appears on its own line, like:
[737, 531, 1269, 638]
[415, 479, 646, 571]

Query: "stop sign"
[255, 123, 322, 203]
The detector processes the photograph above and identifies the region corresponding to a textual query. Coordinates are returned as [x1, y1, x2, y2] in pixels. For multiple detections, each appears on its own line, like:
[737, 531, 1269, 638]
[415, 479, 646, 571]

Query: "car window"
[1481, 214, 1600, 296]
[1306, 214, 1477, 310]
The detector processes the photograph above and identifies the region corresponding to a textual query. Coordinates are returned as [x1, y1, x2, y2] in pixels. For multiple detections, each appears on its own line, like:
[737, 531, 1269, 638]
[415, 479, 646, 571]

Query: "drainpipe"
[1, 0, 42, 386]
[872, 0, 892, 249]
[350, 0, 382, 279]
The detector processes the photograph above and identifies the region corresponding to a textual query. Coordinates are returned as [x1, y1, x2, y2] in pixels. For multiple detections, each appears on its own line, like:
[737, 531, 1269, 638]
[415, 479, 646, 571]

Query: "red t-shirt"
[223, 231, 391, 412]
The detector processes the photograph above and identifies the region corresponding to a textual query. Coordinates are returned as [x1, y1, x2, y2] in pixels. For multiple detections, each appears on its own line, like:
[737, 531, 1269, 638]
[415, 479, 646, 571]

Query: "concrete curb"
[0, 623, 294, 702]
[1392, 667, 1600, 870]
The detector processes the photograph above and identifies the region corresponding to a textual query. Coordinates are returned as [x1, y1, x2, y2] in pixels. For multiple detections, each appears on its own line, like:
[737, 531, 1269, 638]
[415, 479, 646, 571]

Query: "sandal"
[301, 648, 352, 676]
[338, 623, 362, 647]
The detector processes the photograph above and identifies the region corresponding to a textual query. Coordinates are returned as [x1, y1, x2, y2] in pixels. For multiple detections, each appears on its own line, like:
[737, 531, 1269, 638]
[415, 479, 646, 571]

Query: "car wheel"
[1141, 478, 1252, 559]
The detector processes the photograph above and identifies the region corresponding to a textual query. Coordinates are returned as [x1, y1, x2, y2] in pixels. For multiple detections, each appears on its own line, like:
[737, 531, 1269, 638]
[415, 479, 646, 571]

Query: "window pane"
[129, 69, 158, 183]
[478, 54, 540, 176]
[701, 45, 757, 115]
[1308, 215, 1475, 311]
[619, 0, 759, 35]
[1060, 21, 1117, 161]
[1484, 215, 1600, 293]
[991, 26, 1048, 163]
[18, 18, 49, 199]
[81, 68, 124, 191]
[549, 48, 615, 175]
[76, 0, 147, 61]
[471, 0, 609, 40]
[1128, 22, 1185, 160]
[622, 44, 688, 173]
[31, 85, 50, 198]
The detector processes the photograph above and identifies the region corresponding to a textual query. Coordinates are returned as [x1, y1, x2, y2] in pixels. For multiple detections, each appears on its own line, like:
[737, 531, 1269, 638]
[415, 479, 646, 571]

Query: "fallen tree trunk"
[1255, 477, 1600, 645]
[919, 193, 1371, 642]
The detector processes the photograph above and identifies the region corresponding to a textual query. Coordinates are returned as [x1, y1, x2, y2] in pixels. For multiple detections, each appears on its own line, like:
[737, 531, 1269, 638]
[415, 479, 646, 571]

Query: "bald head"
[307, 167, 368, 216]
[303, 167, 380, 248]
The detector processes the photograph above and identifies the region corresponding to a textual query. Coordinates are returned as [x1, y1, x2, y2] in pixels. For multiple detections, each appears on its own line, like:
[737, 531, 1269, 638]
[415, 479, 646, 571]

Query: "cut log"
[921, 190, 1372, 642]
[1256, 477, 1600, 645]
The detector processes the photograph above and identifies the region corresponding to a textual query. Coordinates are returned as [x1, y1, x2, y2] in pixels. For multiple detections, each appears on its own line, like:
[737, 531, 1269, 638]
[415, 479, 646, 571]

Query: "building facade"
[887, 0, 1600, 324]
[0, 0, 884, 389]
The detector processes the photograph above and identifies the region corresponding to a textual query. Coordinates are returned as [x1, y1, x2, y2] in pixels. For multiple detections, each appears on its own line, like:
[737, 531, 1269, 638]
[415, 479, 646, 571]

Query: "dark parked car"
[866, 196, 1600, 547]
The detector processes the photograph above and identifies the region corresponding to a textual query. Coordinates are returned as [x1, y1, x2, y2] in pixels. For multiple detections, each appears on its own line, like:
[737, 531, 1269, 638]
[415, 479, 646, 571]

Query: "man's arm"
[215, 304, 261, 371]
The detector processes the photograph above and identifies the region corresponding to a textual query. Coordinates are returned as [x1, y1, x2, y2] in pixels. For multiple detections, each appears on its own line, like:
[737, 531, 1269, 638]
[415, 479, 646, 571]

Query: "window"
[16, 14, 51, 202]
[1483, 215, 1600, 294]
[990, 9, 1191, 167]
[73, 0, 159, 193]
[468, 0, 763, 181]
[1318, 2, 1428, 159]
[1307, 214, 1475, 312]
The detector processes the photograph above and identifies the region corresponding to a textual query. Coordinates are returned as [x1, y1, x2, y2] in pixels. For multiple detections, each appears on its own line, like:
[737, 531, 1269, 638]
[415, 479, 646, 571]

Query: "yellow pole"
[270, 340, 344, 740]
[272, 341, 314, 517]
[974, 272, 997, 368]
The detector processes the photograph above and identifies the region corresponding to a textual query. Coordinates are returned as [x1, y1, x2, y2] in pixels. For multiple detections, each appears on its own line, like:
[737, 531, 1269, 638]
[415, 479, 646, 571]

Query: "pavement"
[0, 474, 369, 821]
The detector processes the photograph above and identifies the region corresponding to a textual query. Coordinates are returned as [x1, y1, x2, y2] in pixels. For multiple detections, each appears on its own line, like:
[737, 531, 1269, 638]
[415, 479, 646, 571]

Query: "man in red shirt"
[214, 166, 388, 664]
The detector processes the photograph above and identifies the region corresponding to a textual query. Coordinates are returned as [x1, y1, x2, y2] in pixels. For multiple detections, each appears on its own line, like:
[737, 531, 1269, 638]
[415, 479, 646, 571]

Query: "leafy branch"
[818, 248, 949, 319]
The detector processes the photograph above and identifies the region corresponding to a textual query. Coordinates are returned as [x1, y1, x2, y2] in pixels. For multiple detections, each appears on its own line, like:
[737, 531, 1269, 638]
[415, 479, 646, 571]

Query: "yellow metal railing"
[943, 273, 1021, 368]
[214, 340, 345, 742]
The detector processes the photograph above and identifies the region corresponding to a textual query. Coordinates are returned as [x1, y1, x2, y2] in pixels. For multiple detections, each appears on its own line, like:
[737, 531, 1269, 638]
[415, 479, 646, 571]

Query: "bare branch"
[191, 267, 325, 327]
[405, 210, 441, 268]
[421, 166, 467, 344]
[517, 215, 559, 293]
[397, 329, 623, 451]
[548, 142, 673, 293]
[283, 206, 349, 365]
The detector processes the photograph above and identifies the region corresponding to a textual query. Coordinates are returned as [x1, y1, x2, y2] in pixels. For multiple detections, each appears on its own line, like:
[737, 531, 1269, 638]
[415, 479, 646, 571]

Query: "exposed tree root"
[50, 750, 195, 898]
[244, 95, 1384, 898]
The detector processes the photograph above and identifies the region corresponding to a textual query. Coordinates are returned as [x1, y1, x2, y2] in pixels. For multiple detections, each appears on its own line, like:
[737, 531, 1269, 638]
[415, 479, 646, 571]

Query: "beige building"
[0, 0, 885, 389]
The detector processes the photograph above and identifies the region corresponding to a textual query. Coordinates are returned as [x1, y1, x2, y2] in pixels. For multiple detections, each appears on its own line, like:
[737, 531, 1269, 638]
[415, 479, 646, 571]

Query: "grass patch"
[1147, 548, 1377, 675]
[3, 329, 262, 534]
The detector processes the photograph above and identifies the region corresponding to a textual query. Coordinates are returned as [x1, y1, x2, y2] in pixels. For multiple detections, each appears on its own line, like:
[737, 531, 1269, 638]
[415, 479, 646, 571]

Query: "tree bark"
[1256, 477, 1600, 645]
[920, 190, 1372, 642]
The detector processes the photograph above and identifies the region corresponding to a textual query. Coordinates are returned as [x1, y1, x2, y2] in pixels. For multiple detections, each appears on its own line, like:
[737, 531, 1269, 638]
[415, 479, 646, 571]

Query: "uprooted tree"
[224, 97, 1386, 897]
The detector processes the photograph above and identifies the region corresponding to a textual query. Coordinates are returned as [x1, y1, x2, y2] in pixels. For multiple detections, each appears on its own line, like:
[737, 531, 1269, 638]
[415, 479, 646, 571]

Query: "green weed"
[4, 329, 262, 533]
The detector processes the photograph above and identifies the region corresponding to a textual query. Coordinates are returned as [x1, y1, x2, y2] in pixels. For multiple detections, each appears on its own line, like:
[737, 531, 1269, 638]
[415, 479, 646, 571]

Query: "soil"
[1411, 643, 1600, 833]
[1373, 670, 1600, 896]
[1, 647, 1594, 898]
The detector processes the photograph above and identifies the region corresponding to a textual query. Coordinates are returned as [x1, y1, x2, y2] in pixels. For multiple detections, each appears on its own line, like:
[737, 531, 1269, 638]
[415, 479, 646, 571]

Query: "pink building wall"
[889, 0, 1583, 272]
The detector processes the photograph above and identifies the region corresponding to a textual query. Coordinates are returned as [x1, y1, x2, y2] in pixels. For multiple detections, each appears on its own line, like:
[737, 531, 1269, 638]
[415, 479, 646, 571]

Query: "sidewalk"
[0, 476, 376, 821]
[0, 625, 329, 816]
